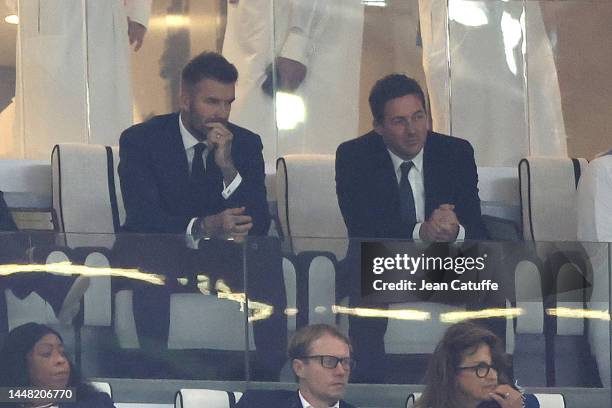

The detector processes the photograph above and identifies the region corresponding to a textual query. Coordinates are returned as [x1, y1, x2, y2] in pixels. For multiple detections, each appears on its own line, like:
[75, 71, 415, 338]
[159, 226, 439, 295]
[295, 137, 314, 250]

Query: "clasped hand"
[420, 204, 460, 242]
[200, 207, 253, 242]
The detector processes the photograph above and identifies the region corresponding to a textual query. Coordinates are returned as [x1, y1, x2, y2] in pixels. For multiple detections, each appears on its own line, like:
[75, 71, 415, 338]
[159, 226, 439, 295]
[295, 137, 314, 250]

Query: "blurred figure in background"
[1, 0, 151, 159]
[222, 0, 364, 167]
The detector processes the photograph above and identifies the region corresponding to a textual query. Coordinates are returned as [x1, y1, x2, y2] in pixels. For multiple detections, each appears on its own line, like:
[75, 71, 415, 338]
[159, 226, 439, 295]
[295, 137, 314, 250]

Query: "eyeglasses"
[298, 355, 356, 370]
[457, 362, 497, 378]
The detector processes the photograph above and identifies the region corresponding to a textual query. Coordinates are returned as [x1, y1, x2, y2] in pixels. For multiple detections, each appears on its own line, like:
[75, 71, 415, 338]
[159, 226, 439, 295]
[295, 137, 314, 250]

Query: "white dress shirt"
[387, 148, 465, 241]
[179, 114, 242, 235]
[298, 390, 340, 408]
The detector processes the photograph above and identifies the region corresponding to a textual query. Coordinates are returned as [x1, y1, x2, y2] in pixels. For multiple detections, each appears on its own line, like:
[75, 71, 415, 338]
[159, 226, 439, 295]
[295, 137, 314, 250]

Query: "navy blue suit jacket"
[119, 112, 270, 235]
[335, 131, 487, 241]
[236, 390, 356, 408]
[0, 191, 17, 231]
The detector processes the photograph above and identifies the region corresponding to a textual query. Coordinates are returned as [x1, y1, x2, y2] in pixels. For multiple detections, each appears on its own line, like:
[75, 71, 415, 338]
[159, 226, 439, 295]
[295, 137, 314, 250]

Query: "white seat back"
[90, 381, 112, 397]
[276, 155, 347, 258]
[519, 157, 587, 241]
[52, 143, 124, 247]
[5, 250, 66, 329]
[519, 157, 589, 336]
[175, 389, 242, 408]
[534, 393, 565, 408]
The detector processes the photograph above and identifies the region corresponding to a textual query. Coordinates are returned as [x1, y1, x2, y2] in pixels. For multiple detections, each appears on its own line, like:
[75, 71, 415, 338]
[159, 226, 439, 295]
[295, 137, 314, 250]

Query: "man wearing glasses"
[237, 324, 357, 408]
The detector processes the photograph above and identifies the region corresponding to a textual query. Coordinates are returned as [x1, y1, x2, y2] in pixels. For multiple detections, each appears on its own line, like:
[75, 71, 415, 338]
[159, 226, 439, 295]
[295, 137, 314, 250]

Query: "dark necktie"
[191, 142, 207, 183]
[399, 161, 417, 225]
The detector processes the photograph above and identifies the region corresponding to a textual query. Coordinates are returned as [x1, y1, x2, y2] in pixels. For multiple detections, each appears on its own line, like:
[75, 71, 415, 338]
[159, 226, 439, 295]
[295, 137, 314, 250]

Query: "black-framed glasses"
[298, 355, 356, 370]
[457, 362, 497, 378]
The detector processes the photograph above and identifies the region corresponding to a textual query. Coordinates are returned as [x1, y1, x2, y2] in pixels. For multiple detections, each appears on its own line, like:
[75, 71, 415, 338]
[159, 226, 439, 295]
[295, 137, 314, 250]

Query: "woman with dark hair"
[0, 323, 114, 408]
[415, 321, 538, 408]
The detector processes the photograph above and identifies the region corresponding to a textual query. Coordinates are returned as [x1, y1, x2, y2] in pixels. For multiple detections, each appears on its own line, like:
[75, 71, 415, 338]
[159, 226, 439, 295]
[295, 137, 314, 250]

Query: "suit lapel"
[369, 132, 399, 200]
[423, 132, 436, 217]
[167, 114, 190, 181]
[291, 391, 304, 408]
[157, 113, 190, 192]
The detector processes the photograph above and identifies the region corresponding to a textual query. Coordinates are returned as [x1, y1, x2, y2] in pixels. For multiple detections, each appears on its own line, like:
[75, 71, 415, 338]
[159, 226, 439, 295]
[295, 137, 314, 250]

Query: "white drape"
[0, 0, 150, 160]
[222, 0, 364, 167]
[418, 0, 567, 166]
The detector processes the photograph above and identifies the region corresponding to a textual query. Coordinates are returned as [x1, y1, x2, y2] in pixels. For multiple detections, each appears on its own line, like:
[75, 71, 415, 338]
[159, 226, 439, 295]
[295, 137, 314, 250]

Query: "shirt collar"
[298, 390, 340, 408]
[387, 145, 424, 175]
[179, 112, 205, 151]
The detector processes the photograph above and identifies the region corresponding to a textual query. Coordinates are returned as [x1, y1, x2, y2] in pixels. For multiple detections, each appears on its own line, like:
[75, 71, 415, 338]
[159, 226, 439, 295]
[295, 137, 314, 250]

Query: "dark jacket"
[0, 191, 17, 231]
[118, 112, 270, 235]
[336, 131, 487, 240]
[236, 389, 357, 408]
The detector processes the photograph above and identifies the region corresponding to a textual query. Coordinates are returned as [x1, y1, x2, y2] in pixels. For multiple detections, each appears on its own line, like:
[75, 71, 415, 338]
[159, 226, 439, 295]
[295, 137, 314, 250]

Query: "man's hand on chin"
[419, 204, 459, 242]
[199, 207, 253, 242]
[206, 122, 238, 184]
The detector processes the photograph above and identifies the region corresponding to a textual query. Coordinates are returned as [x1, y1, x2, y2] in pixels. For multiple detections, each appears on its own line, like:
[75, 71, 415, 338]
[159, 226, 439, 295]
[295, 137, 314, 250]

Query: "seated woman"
[0, 322, 115, 408]
[415, 321, 538, 408]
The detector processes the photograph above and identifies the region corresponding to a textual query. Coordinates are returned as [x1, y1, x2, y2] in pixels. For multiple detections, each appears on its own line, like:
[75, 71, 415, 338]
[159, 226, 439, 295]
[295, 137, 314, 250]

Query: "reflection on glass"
[4, 14, 18, 25]
[449, 0, 488, 27]
[439, 307, 523, 324]
[421, 0, 568, 167]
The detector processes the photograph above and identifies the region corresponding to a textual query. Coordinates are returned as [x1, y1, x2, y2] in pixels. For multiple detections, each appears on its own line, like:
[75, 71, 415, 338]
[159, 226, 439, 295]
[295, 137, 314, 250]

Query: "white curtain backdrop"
[418, 0, 567, 166]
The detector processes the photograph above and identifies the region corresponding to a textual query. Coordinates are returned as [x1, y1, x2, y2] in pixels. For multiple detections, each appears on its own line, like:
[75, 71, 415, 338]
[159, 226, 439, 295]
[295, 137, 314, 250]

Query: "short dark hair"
[416, 321, 511, 408]
[288, 324, 351, 360]
[368, 74, 426, 124]
[181, 51, 238, 91]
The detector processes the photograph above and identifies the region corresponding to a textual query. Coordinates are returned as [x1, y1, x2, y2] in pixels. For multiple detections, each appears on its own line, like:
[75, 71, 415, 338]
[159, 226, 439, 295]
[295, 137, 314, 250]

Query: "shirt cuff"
[185, 217, 200, 249]
[125, 0, 152, 28]
[456, 224, 466, 241]
[222, 172, 242, 199]
[186, 217, 198, 235]
[280, 30, 312, 66]
[413, 222, 465, 241]
[412, 222, 423, 240]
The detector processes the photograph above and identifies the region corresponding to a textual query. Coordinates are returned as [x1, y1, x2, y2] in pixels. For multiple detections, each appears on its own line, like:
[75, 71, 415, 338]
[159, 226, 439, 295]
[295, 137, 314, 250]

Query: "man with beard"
[119, 51, 269, 239]
[117, 52, 283, 380]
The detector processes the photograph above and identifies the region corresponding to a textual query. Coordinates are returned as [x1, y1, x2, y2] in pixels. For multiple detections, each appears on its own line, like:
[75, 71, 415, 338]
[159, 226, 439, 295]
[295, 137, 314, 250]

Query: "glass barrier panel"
[244, 236, 611, 406]
[447, 0, 528, 167]
[0, 231, 249, 382]
[0, 0, 18, 159]
[531, 0, 612, 160]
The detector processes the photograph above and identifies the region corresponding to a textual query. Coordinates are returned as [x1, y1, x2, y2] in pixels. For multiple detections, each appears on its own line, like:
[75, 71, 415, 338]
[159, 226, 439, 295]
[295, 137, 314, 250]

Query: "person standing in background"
[222, 0, 364, 168]
[1, 0, 151, 159]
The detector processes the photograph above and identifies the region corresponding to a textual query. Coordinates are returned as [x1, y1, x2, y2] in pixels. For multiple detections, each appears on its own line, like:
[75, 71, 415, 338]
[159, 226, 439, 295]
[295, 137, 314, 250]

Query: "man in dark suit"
[335, 74, 487, 382]
[117, 52, 284, 379]
[237, 324, 357, 408]
[119, 52, 269, 238]
[336, 74, 486, 242]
